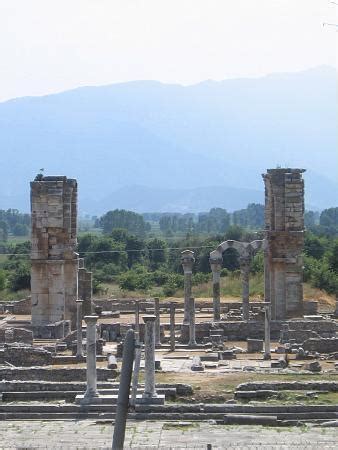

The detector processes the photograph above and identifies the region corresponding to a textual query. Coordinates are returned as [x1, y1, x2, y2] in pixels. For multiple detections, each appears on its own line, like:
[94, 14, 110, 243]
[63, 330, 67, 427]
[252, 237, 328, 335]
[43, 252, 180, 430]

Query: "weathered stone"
[30, 175, 79, 328]
[263, 169, 305, 320]
[247, 339, 263, 353]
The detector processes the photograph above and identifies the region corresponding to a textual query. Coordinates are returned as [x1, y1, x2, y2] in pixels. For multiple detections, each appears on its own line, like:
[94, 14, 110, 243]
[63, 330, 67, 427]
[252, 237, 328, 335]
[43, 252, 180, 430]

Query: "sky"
[0, 0, 337, 102]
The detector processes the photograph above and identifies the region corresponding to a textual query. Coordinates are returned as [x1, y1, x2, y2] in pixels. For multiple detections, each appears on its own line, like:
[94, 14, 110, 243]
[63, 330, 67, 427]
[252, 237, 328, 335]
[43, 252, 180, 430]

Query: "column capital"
[143, 315, 156, 323]
[84, 315, 98, 323]
[76, 299, 84, 304]
[181, 249, 195, 273]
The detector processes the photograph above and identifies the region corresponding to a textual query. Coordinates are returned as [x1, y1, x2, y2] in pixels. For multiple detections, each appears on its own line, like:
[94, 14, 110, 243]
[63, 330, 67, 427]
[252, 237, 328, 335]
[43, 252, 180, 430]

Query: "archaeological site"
[0, 169, 337, 448]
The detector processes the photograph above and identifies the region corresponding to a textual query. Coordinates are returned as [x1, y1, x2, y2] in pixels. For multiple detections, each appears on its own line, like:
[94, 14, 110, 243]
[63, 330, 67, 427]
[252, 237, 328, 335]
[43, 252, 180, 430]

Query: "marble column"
[210, 255, 222, 321]
[181, 250, 195, 323]
[188, 297, 197, 347]
[154, 297, 161, 346]
[240, 257, 251, 321]
[264, 303, 271, 360]
[82, 315, 99, 403]
[76, 299, 83, 358]
[142, 315, 157, 399]
[170, 302, 176, 352]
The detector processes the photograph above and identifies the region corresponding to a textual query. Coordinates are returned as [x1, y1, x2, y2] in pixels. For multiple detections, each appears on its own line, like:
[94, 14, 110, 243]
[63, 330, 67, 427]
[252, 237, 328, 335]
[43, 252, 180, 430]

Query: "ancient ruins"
[0, 168, 337, 435]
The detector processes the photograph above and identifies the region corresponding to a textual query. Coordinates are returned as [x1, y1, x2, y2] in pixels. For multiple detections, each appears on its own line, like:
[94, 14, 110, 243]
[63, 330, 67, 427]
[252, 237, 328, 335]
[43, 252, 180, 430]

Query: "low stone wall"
[302, 337, 338, 353]
[0, 297, 31, 315]
[236, 381, 338, 391]
[0, 367, 117, 381]
[0, 327, 33, 344]
[0, 344, 53, 366]
[180, 319, 337, 343]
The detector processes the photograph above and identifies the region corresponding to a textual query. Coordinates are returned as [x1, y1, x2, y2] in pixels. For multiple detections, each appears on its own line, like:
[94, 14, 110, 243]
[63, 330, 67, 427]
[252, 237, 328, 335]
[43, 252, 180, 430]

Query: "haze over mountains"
[0, 66, 336, 214]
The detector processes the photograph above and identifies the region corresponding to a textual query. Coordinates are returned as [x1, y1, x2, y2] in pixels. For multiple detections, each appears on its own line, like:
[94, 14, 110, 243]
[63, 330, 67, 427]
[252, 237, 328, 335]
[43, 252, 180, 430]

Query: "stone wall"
[302, 337, 338, 353]
[0, 367, 117, 381]
[0, 297, 32, 315]
[0, 344, 54, 366]
[0, 327, 33, 344]
[180, 319, 337, 343]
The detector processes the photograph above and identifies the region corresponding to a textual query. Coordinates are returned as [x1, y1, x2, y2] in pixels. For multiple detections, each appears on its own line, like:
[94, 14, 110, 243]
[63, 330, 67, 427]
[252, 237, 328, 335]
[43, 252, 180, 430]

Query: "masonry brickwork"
[263, 169, 305, 320]
[30, 175, 79, 328]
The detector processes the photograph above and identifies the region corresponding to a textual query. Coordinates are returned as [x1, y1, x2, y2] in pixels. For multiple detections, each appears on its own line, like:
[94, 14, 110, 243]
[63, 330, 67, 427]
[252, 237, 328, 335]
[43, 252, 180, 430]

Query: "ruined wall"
[30, 175, 78, 327]
[263, 169, 305, 319]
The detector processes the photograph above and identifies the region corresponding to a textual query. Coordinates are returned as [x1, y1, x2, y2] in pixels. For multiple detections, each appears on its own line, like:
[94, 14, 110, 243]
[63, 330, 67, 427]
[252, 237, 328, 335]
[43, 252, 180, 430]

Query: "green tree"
[147, 238, 168, 269]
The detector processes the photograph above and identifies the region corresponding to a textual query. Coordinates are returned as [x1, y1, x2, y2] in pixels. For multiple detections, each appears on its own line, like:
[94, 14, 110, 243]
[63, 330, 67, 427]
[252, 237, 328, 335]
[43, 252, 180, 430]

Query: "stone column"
[82, 315, 99, 403]
[240, 257, 251, 321]
[142, 315, 157, 399]
[210, 254, 222, 321]
[134, 300, 140, 341]
[170, 302, 176, 352]
[181, 250, 195, 323]
[154, 297, 161, 346]
[188, 297, 197, 347]
[264, 303, 271, 360]
[76, 299, 83, 358]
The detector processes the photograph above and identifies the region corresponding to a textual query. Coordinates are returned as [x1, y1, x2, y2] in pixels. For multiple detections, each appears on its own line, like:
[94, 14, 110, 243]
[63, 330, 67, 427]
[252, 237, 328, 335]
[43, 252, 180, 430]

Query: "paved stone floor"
[0, 420, 337, 449]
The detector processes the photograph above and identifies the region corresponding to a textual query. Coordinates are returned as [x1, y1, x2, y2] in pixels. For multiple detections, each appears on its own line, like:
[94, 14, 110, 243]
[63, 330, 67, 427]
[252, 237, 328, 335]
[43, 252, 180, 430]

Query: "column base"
[76, 391, 99, 405]
[263, 353, 271, 360]
[136, 394, 165, 405]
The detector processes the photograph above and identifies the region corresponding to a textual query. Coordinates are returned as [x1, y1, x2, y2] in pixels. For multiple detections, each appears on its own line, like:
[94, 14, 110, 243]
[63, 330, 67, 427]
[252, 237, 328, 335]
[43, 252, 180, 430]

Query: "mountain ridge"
[0, 66, 336, 213]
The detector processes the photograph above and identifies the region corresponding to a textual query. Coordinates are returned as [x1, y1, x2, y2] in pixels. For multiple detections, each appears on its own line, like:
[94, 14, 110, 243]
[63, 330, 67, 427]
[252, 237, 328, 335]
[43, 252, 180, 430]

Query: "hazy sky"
[0, 0, 337, 102]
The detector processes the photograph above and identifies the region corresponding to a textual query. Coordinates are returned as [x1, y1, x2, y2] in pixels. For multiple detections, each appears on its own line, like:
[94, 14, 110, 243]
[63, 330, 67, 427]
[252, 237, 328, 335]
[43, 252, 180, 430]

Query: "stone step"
[0, 411, 334, 423]
[1, 387, 176, 402]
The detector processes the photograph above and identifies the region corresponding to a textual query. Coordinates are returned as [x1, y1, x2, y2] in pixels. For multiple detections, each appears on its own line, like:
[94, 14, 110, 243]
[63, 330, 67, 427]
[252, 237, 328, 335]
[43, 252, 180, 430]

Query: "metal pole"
[112, 329, 135, 450]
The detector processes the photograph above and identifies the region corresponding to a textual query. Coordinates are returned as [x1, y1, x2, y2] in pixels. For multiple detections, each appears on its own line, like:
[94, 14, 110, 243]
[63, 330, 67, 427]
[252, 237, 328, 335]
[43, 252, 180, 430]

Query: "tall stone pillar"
[240, 256, 251, 321]
[264, 303, 271, 360]
[82, 315, 99, 404]
[170, 302, 176, 352]
[30, 175, 78, 328]
[76, 299, 83, 358]
[142, 315, 157, 399]
[210, 252, 223, 321]
[154, 297, 161, 346]
[263, 169, 305, 319]
[181, 250, 195, 323]
[188, 297, 197, 347]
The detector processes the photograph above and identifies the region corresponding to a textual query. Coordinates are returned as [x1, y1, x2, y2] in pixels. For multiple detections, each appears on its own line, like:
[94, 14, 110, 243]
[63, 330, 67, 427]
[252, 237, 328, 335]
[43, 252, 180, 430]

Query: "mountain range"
[0, 66, 336, 214]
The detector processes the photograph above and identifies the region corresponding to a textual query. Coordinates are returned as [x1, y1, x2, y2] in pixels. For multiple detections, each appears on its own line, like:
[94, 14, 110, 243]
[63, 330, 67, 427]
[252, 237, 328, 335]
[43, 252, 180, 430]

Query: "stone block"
[247, 339, 263, 353]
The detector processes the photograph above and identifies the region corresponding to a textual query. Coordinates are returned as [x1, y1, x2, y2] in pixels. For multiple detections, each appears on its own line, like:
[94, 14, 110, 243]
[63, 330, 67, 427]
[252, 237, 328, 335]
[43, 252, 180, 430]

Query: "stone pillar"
[154, 297, 161, 346]
[30, 175, 78, 328]
[82, 315, 99, 403]
[188, 297, 197, 347]
[262, 169, 305, 319]
[170, 302, 176, 352]
[181, 250, 195, 323]
[240, 257, 250, 321]
[134, 300, 140, 341]
[76, 299, 83, 358]
[209, 253, 222, 321]
[264, 303, 271, 360]
[142, 315, 157, 399]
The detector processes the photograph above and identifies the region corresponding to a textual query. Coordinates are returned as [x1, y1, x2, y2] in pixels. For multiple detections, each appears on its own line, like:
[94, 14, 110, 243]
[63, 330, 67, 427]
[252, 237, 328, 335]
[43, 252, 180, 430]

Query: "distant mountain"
[95, 185, 263, 214]
[0, 66, 336, 213]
